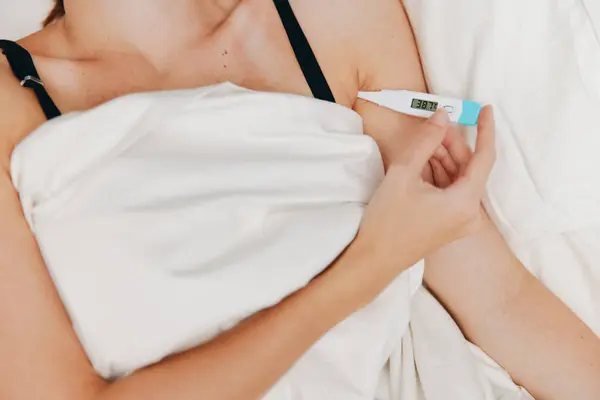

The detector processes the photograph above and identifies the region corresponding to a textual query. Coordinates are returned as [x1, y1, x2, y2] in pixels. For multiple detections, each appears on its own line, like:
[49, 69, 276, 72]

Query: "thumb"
[404, 109, 449, 172]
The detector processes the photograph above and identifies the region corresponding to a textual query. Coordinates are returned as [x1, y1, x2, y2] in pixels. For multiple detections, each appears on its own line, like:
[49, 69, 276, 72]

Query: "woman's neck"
[61, 0, 243, 64]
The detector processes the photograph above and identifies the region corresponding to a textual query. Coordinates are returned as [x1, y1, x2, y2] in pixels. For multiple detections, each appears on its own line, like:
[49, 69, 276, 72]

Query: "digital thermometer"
[357, 90, 482, 126]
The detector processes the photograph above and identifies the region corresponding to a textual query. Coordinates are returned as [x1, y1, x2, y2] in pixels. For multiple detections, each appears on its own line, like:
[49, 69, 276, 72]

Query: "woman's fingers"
[402, 109, 449, 174]
[430, 158, 452, 189]
[432, 145, 458, 178]
[422, 162, 435, 184]
[451, 105, 496, 195]
[443, 126, 472, 176]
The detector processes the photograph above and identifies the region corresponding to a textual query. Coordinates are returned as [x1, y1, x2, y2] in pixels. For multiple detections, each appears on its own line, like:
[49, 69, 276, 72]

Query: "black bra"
[0, 0, 335, 121]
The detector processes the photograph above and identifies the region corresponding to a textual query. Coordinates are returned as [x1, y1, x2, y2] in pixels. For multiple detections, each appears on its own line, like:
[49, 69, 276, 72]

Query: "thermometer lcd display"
[411, 99, 438, 112]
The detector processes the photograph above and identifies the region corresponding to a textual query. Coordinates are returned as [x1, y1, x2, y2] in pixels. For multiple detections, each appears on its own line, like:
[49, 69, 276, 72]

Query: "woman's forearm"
[425, 213, 600, 399]
[484, 270, 600, 399]
[97, 245, 383, 400]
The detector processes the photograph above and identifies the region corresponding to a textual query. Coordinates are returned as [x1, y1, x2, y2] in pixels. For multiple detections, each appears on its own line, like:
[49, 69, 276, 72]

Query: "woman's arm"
[0, 169, 104, 400]
[425, 214, 600, 400]
[352, 2, 600, 398]
[0, 69, 105, 400]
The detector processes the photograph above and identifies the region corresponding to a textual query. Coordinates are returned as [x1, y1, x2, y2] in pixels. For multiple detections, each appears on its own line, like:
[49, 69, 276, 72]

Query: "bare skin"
[0, 1, 599, 399]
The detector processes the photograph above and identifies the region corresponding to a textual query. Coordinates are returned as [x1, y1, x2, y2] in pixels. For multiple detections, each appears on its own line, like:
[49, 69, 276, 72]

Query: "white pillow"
[0, 0, 51, 39]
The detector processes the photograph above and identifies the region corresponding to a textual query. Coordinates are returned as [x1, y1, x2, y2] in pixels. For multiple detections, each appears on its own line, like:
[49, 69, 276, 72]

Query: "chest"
[34, 3, 357, 115]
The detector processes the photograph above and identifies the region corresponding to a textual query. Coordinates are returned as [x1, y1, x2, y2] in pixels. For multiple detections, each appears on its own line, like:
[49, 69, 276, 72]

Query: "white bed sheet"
[0, 0, 50, 39]
[399, 0, 600, 398]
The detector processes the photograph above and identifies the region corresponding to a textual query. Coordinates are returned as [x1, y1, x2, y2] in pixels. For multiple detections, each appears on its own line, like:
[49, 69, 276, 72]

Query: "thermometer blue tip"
[458, 101, 482, 126]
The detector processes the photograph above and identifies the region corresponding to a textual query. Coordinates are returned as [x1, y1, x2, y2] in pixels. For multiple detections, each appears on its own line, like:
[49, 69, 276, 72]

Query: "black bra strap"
[273, 0, 336, 103]
[0, 40, 62, 120]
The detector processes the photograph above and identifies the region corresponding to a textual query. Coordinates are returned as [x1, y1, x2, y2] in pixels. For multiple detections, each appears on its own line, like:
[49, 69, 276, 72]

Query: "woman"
[0, 1, 599, 399]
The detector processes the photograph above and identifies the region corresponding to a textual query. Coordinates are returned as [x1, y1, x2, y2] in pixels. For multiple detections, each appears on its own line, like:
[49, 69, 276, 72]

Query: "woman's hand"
[428, 124, 473, 188]
[355, 106, 496, 276]
[424, 107, 600, 400]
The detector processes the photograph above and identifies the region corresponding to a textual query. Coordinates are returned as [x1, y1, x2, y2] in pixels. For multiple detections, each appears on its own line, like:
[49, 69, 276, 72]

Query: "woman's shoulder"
[295, 0, 411, 44]
[0, 56, 47, 169]
[294, 0, 405, 25]
[295, 0, 422, 90]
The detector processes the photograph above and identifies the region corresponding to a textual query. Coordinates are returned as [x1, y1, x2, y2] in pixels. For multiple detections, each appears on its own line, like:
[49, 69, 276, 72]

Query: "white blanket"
[11, 82, 425, 399]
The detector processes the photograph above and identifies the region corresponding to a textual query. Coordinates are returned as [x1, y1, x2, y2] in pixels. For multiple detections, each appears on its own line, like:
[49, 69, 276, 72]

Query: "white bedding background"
[0, 0, 50, 39]
[399, 0, 600, 398]
[404, 0, 600, 333]
[2, 1, 600, 399]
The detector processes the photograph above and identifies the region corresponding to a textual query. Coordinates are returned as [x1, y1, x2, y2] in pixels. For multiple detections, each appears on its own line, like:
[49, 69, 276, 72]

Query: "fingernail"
[429, 109, 449, 127]
[435, 145, 448, 158]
